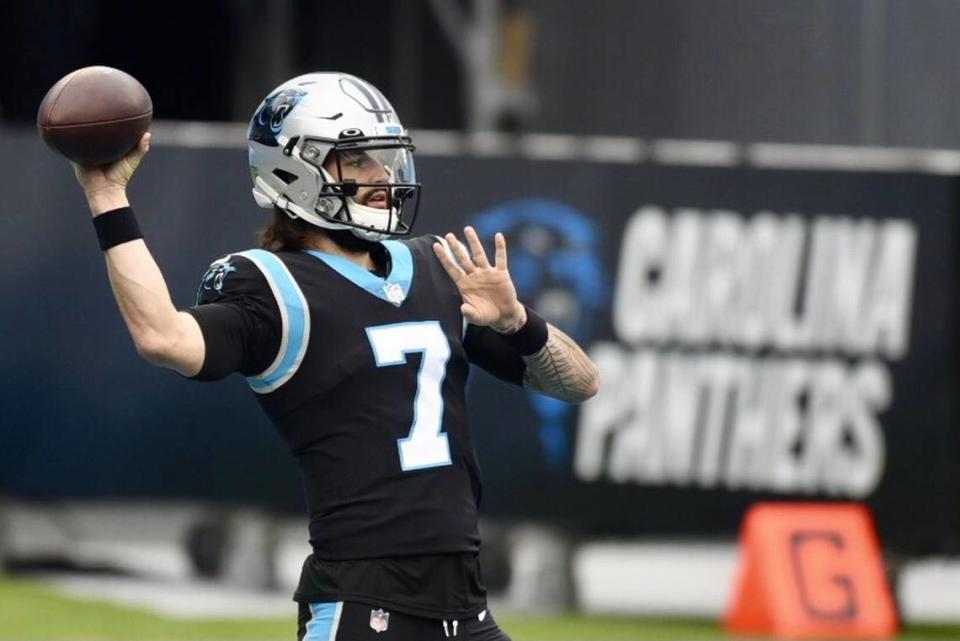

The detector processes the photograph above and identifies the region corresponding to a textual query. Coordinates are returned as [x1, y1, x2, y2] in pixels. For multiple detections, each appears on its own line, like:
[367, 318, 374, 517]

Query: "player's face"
[323, 150, 390, 209]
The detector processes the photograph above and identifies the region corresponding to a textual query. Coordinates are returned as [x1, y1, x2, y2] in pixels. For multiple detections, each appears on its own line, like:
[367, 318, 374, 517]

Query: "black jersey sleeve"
[463, 324, 526, 386]
[184, 255, 282, 381]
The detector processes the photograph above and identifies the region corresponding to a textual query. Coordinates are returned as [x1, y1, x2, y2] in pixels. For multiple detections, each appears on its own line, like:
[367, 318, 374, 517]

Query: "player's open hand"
[433, 226, 527, 332]
[72, 132, 151, 200]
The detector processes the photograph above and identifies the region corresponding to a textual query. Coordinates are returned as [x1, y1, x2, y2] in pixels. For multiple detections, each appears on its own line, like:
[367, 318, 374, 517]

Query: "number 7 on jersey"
[366, 321, 452, 471]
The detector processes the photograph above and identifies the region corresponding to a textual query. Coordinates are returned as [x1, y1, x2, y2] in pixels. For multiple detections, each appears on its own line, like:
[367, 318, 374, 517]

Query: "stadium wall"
[2, 123, 959, 557]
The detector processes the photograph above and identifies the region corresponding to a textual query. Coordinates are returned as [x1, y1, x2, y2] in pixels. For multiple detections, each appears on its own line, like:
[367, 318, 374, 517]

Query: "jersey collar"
[304, 240, 413, 307]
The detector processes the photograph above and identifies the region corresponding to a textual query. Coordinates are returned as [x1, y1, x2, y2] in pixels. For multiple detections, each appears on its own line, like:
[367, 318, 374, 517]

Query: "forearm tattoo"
[521, 323, 599, 403]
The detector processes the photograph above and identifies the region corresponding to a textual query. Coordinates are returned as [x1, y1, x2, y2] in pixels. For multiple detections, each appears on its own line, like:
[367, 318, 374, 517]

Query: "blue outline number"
[365, 321, 452, 471]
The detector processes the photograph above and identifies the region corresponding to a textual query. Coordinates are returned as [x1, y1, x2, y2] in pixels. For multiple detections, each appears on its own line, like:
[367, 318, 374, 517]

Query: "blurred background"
[2, 1, 960, 639]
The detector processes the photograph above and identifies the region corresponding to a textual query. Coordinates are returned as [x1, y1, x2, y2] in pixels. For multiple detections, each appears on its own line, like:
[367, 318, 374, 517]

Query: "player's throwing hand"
[72, 133, 151, 215]
[433, 226, 527, 333]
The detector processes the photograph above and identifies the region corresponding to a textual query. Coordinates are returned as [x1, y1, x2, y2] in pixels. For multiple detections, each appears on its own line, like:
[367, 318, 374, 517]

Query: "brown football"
[37, 66, 153, 166]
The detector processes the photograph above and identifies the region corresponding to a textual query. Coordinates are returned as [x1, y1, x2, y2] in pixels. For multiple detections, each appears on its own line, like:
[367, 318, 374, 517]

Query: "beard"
[326, 227, 381, 253]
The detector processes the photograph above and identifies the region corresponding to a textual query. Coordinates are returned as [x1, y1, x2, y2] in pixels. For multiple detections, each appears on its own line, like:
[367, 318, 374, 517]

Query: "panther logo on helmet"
[247, 88, 307, 147]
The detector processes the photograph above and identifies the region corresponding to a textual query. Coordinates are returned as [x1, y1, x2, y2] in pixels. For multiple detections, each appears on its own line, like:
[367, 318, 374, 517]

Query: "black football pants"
[297, 601, 512, 641]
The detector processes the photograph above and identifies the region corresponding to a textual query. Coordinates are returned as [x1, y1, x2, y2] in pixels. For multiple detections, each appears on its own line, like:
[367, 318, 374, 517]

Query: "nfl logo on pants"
[370, 608, 390, 633]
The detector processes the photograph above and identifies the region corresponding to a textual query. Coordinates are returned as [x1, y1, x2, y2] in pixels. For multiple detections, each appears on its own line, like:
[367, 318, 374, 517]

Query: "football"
[37, 66, 152, 166]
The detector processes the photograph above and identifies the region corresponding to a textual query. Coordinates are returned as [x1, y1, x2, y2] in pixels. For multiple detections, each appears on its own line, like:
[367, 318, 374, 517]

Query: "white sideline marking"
[899, 559, 960, 622]
[574, 542, 737, 617]
[49, 574, 294, 618]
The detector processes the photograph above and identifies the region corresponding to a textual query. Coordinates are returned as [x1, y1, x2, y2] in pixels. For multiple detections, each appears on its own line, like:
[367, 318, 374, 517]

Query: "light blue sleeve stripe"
[305, 602, 340, 641]
[237, 250, 310, 394]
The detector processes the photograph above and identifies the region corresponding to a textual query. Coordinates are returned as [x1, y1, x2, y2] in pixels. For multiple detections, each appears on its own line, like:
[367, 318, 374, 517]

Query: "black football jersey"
[185, 236, 526, 615]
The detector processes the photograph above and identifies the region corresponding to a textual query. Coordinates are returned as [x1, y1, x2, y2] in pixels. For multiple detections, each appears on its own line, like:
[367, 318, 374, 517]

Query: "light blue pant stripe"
[304, 602, 339, 641]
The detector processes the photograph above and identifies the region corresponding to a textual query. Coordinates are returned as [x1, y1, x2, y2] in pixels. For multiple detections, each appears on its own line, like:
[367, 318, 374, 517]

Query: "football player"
[71, 73, 599, 641]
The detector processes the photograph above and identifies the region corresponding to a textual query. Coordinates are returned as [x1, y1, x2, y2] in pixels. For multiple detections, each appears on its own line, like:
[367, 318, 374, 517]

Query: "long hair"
[258, 207, 317, 251]
[258, 207, 379, 254]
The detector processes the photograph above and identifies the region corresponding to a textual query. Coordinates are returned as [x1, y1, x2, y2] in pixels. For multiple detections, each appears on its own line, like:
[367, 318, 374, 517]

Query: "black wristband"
[499, 305, 549, 355]
[92, 206, 143, 251]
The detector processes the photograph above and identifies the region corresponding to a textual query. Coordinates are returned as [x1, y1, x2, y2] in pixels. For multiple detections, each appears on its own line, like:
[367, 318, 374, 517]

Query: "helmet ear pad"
[269, 147, 326, 211]
[253, 140, 350, 225]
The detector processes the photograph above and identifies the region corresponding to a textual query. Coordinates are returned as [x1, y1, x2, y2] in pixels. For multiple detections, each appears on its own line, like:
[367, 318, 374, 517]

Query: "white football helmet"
[247, 72, 420, 241]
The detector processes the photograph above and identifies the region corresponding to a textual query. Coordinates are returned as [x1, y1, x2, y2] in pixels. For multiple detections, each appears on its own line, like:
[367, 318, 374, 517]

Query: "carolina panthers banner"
[436, 159, 960, 556]
[1, 127, 958, 554]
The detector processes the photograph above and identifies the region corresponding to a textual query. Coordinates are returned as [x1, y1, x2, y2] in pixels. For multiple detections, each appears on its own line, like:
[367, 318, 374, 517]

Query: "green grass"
[1, 576, 960, 640]
[495, 614, 960, 641]
[0, 578, 293, 641]
[497, 613, 720, 640]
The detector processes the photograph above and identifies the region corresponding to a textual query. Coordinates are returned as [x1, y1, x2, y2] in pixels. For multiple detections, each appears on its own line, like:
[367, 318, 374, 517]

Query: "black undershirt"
[294, 552, 487, 619]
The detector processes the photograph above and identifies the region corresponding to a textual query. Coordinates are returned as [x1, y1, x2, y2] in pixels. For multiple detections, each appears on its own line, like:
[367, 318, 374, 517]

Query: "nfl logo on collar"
[369, 608, 390, 633]
[383, 282, 406, 305]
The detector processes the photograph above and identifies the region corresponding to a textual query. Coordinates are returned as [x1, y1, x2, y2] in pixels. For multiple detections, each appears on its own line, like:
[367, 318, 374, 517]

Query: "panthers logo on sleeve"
[196, 256, 237, 303]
